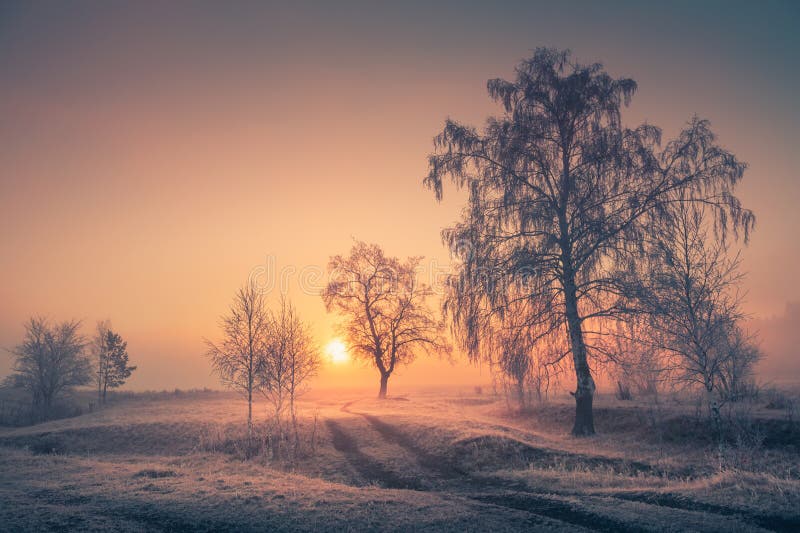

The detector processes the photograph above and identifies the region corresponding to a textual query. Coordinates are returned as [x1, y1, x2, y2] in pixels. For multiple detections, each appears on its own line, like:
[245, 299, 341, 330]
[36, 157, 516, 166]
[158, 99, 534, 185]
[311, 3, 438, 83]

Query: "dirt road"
[324, 400, 796, 533]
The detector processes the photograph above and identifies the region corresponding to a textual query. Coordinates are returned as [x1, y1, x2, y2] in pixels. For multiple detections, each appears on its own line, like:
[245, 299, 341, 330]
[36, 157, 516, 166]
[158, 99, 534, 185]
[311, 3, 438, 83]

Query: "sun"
[325, 338, 349, 364]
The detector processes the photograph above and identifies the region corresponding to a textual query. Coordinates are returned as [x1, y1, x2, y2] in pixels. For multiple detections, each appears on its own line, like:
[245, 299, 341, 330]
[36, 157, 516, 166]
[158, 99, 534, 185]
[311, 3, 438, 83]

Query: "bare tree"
[260, 303, 289, 451]
[92, 321, 136, 405]
[425, 48, 753, 435]
[631, 199, 750, 419]
[717, 326, 761, 403]
[322, 241, 450, 398]
[10, 317, 91, 415]
[261, 297, 319, 455]
[205, 281, 269, 438]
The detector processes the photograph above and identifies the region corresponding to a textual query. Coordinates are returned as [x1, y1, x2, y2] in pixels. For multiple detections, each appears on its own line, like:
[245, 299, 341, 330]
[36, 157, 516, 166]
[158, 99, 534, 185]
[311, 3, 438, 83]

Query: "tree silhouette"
[322, 242, 449, 398]
[92, 321, 136, 405]
[627, 197, 755, 415]
[205, 281, 269, 438]
[425, 48, 753, 435]
[10, 317, 91, 415]
[261, 297, 319, 455]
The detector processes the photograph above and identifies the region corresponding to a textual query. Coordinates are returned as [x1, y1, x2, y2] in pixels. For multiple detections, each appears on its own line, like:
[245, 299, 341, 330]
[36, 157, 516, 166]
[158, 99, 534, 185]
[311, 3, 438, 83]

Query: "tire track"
[356, 412, 467, 480]
[332, 405, 641, 532]
[473, 493, 645, 533]
[339, 402, 778, 533]
[324, 419, 422, 490]
[610, 491, 800, 533]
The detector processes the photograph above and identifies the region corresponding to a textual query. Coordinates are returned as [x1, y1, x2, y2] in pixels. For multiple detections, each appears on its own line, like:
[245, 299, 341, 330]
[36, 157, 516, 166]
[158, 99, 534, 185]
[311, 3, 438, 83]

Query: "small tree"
[92, 321, 136, 405]
[205, 281, 269, 438]
[632, 198, 749, 422]
[261, 297, 319, 455]
[10, 317, 91, 415]
[605, 318, 667, 399]
[261, 298, 290, 451]
[322, 242, 450, 398]
[717, 325, 761, 403]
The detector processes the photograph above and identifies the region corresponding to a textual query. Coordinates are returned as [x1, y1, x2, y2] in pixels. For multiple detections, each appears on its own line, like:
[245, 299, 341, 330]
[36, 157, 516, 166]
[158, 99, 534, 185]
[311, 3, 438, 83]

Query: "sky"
[1, 1, 799, 391]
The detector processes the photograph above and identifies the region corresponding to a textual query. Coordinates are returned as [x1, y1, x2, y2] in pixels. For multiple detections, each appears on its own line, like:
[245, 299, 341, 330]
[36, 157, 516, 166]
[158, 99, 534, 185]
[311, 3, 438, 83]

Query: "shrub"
[197, 415, 320, 462]
[133, 469, 177, 479]
[29, 434, 67, 455]
[763, 387, 794, 410]
[615, 381, 633, 401]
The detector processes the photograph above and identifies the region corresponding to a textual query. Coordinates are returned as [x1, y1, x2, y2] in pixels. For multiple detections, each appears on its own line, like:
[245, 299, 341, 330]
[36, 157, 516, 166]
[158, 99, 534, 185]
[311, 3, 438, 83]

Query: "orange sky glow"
[1, 2, 798, 391]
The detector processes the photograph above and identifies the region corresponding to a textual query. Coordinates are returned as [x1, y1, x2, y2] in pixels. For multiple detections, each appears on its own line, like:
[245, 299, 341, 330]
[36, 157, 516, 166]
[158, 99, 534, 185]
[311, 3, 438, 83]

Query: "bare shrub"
[615, 381, 633, 401]
[133, 469, 177, 479]
[198, 416, 321, 462]
[29, 434, 68, 455]
[763, 387, 794, 410]
[717, 327, 761, 403]
[713, 403, 768, 473]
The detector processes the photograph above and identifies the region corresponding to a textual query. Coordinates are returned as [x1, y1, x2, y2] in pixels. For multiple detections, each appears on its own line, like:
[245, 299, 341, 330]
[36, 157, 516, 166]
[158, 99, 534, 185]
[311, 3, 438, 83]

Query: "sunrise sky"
[1, 1, 799, 391]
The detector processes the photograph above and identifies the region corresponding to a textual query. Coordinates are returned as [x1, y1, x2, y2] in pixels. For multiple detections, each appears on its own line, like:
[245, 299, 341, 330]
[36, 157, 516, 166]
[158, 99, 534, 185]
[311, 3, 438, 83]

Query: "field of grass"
[1, 389, 798, 532]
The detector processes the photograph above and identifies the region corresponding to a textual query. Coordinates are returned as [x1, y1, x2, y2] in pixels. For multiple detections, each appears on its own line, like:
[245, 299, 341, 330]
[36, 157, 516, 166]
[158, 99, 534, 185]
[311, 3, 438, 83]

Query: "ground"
[0, 389, 798, 532]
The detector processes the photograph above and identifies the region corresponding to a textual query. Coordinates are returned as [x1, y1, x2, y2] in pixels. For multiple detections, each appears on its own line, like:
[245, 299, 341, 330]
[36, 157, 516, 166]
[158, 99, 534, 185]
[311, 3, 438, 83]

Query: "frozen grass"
[1, 391, 798, 531]
[0, 448, 553, 532]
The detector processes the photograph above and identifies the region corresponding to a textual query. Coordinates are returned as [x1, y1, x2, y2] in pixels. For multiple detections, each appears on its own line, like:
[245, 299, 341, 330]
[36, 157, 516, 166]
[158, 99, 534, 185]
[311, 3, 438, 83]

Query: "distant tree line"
[5, 317, 136, 420]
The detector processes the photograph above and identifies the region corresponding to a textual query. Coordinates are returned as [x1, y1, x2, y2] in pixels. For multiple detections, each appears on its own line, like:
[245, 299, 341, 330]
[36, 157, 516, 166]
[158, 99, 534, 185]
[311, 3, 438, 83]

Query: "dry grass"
[1, 390, 798, 531]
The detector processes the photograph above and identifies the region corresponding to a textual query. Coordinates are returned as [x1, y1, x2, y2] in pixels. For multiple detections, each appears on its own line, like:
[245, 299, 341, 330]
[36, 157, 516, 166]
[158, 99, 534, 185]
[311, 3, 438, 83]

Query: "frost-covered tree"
[425, 48, 753, 435]
[322, 242, 450, 398]
[10, 317, 91, 413]
[261, 297, 319, 453]
[206, 281, 269, 437]
[630, 198, 755, 413]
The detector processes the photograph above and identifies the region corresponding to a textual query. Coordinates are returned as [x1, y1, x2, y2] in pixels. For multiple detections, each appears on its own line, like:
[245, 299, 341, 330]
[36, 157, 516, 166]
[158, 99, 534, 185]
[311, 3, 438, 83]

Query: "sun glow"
[325, 338, 349, 364]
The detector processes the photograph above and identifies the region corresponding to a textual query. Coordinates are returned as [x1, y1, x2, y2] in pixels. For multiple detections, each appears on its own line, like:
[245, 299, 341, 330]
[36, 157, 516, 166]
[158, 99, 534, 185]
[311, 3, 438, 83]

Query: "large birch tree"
[425, 49, 753, 435]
